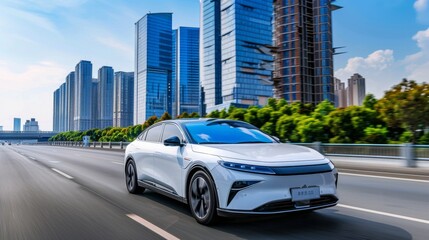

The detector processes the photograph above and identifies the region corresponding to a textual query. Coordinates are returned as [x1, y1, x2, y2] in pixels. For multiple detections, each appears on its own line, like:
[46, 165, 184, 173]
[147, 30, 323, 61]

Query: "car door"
[134, 123, 164, 182]
[152, 123, 185, 197]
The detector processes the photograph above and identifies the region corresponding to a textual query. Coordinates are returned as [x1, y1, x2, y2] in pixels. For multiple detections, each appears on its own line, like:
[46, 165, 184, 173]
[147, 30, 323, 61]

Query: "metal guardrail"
[292, 142, 429, 167]
[48, 141, 130, 150]
[45, 141, 429, 167]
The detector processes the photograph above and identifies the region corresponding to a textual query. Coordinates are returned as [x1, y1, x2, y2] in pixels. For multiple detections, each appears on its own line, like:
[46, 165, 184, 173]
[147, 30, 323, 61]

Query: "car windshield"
[183, 120, 275, 144]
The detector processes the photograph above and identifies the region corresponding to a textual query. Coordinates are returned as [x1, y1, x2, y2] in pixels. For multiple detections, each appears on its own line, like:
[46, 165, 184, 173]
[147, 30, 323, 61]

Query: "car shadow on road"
[212, 209, 412, 240]
[138, 191, 412, 240]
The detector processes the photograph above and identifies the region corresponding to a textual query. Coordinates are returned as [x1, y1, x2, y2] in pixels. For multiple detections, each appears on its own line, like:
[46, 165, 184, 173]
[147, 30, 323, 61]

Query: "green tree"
[362, 125, 388, 144]
[363, 94, 378, 110]
[376, 79, 429, 143]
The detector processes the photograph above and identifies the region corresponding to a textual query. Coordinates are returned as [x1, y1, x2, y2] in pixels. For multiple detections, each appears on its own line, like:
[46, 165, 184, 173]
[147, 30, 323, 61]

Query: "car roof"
[160, 118, 249, 124]
[160, 118, 216, 124]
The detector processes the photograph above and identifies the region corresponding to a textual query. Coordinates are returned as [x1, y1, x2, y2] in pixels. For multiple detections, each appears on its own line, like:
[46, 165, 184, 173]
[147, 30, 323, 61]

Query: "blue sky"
[0, 0, 428, 130]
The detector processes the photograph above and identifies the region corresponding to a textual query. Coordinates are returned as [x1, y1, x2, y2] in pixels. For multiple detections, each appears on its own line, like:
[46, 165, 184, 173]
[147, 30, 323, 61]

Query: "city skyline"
[0, 0, 428, 130]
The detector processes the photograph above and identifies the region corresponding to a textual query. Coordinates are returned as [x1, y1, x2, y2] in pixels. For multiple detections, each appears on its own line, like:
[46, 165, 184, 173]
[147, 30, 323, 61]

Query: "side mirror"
[163, 136, 183, 146]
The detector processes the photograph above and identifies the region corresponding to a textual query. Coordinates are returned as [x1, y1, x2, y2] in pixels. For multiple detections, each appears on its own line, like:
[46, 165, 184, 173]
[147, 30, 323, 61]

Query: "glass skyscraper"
[273, 0, 339, 104]
[59, 82, 67, 132]
[172, 27, 200, 116]
[74, 60, 93, 131]
[92, 78, 99, 129]
[200, 0, 274, 114]
[114, 72, 134, 127]
[98, 66, 114, 129]
[66, 72, 75, 131]
[53, 89, 60, 132]
[13, 118, 21, 131]
[134, 13, 173, 124]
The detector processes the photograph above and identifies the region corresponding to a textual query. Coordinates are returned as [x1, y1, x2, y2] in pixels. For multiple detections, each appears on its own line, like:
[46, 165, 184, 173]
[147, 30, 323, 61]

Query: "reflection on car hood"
[191, 143, 326, 165]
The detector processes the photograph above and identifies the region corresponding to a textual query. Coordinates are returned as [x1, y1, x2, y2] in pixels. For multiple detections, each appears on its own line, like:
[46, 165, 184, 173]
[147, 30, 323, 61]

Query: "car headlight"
[218, 160, 275, 175]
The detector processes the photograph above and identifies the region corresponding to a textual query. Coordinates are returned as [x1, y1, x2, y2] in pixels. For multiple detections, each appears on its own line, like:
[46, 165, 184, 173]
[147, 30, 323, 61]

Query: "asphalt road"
[1, 145, 428, 240]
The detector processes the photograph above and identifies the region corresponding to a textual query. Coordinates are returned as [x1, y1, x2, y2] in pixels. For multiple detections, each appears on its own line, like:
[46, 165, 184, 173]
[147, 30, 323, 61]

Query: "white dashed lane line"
[51, 168, 73, 179]
[338, 204, 429, 225]
[112, 161, 124, 166]
[127, 214, 180, 240]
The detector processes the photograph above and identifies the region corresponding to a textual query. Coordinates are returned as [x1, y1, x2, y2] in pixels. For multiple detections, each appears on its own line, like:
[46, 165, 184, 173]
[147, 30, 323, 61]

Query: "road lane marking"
[339, 172, 429, 183]
[51, 168, 73, 179]
[49, 161, 60, 163]
[127, 214, 180, 240]
[338, 204, 429, 225]
[112, 161, 124, 165]
[29, 157, 36, 160]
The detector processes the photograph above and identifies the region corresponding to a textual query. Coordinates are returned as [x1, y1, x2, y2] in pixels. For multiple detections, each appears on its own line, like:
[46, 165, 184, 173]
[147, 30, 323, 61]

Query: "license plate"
[291, 186, 320, 202]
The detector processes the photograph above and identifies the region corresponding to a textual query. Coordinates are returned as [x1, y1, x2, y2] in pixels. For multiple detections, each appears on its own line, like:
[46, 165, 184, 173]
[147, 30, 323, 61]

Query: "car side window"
[137, 131, 146, 140]
[145, 124, 163, 142]
[161, 124, 183, 142]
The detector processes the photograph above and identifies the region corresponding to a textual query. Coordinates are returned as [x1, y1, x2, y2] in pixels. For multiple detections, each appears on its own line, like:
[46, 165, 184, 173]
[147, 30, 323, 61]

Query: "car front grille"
[254, 195, 338, 212]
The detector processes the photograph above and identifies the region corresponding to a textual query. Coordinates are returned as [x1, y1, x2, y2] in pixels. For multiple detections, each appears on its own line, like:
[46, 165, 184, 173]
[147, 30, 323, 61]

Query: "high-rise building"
[113, 72, 134, 127]
[134, 13, 173, 124]
[66, 72, 75, 131]
[173, 27, 200, 116]
[200, 0, 274, 114]
[334, 77, 347, 108]
[98, 66, 114, 129]
[347, 73, 366, 106]
[13, 118, 21, 131]
[92, 78, 99, 129]
[23, 118, 39, 132]
[53, 88, 60, 132]
[59, 82, 67, 132]
[273, 0, 340, 104]
[74, 60, 93, 131]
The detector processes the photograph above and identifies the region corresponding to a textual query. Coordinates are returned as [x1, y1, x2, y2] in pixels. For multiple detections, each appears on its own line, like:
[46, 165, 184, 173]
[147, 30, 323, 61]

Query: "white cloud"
[335, 50, 400, 98]
[96, 36, 133, 56]
[335, 49, 394, 79]
[414, 0, 428, 11]
[414, 0, 429, 24]
[0, 61, 68, 130]
[404, 28, 429, 82]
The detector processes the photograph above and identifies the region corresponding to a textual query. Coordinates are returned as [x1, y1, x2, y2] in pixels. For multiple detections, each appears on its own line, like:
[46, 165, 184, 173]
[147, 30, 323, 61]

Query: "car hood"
[190, 143, 327, 166]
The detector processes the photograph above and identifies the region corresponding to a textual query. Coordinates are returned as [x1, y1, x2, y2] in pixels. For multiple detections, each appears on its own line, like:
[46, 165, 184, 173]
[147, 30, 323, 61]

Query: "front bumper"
[211, 164, 338, 212]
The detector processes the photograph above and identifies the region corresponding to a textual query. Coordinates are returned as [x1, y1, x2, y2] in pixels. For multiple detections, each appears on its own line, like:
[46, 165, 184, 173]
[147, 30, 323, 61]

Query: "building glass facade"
[273, 0, 337, 104]
[74, 60, 93, 131]
[173, 27, 200, 116]
[134, 13, 172, 124]
[59, 83, 67, 132]
[98, 66, 114, 129]
[201, 0, 222, 114]
[66, 72, 75, 131]
[113, 72, 134, 127]
[201, 0, 274, 114]
[13, 118, 21, 131]
[53, 89, 60, 132]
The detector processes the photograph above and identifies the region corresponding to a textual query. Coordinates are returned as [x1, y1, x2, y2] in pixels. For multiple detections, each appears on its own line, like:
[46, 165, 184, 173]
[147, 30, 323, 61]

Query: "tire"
[125, 160, 144, 194]
[188, 170, 218, 225]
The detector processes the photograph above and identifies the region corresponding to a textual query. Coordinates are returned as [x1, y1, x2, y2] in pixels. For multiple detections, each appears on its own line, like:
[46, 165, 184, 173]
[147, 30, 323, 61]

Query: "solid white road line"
[127, 214, 180, 240]
[339, 172, 429, 183]
[49, 161, 60, 163]
[112, 161, 124, 165]
[51, 168, 73, 179]
[338, 204, 429, 225]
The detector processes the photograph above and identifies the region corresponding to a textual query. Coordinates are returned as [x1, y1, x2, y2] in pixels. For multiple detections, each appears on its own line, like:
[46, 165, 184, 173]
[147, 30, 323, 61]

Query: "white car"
[124, 119, 338, 225]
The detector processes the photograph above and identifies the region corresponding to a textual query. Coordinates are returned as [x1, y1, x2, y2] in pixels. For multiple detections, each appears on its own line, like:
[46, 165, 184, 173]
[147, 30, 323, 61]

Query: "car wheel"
[188, 170, 218, 225]
[125, 160, 144, 194]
